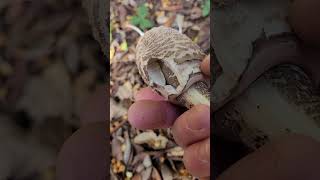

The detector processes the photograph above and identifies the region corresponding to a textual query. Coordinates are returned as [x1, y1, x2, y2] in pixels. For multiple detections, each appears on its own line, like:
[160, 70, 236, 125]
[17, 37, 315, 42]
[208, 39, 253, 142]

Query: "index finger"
[128, 87, 181, 130]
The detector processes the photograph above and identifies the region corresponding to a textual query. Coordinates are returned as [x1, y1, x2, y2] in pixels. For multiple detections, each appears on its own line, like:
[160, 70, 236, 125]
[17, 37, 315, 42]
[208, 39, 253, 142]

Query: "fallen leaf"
[110, 98, 127, 120]
[166, 146, 184, 157]
[115, 81, 133, 100]
[110, 45, 115, 60]
[161, 164, 173, 180]
[142, 154, 152, 168]
[120, 41, 128, 52]
[133, 131, 168, 150]
[151, 167, 162, 180]
[112, 138, 124, 161]
[190, 7, 202, 20]
[141, 166, 152, 180]
[132, 174, 142, 180]
[123, 131, 132, 165]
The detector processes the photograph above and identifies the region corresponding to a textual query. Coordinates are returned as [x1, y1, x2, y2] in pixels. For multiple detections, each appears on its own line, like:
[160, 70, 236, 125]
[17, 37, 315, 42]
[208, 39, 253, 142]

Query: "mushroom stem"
[177, 81, 210, 108]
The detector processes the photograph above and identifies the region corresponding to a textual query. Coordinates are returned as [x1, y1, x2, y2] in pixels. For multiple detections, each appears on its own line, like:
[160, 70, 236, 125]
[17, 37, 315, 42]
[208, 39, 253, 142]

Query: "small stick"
[126, 24, 144, 36]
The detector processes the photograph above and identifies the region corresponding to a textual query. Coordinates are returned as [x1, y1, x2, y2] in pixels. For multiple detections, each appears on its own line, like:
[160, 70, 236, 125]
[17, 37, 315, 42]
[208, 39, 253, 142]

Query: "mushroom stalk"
[177, 81, 210, 108]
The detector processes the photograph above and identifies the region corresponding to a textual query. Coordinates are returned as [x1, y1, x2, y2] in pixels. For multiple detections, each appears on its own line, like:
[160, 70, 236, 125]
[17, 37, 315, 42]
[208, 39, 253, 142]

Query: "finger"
[128, 100, 180, 129]
[134, 87, 165, 101]
[183, 138, 210, 178]
[200, 55, 210, 76]
[56, 122, 107, 180]
[172, 104, 210, 147]
[218, 134, 320, 180]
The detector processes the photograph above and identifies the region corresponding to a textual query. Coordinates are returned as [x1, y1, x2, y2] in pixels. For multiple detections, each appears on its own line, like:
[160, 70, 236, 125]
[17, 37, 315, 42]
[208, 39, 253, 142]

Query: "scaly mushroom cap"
[136, 26, 206, 102]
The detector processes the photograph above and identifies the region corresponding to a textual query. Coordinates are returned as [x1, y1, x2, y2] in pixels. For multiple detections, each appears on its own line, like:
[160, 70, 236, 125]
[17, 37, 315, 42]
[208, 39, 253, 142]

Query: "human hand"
[128, 53, 320, 180]
[128, 55, 211, 178]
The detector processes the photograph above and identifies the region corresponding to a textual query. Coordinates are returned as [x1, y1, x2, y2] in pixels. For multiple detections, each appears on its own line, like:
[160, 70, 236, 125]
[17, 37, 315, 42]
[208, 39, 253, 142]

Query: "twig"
[126, 24, 144, 36]
[176, 14, 184, 33]
[110, 118, 128, 134]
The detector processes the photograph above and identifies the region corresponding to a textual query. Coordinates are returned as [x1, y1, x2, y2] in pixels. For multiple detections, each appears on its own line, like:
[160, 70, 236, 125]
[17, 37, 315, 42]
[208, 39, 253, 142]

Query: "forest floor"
[110, 0, 210, 179]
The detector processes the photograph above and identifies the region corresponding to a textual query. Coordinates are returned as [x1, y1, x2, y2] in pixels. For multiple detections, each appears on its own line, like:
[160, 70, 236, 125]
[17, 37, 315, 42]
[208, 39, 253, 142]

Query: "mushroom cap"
[136, 26, 206, 101]
[212, 0, 293, 107]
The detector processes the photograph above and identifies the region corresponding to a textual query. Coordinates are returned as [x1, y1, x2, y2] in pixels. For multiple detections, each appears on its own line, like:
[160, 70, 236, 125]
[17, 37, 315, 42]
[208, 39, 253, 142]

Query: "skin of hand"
[128, 54, 320, 180]
[54, 63, 320, 180]
[128, 55, 211, 178]
[54, 57, 320, 180]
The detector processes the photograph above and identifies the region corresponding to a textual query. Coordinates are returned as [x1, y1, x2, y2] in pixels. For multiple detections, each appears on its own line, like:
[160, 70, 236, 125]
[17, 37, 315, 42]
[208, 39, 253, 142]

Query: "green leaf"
[137, 4, 149, 18]
[130, 16, 141, 26]
[120, 41, 128, 51]
[110, 23, 113, 42]
[139, 19, 153, 30]
[202, 0, 210, 17]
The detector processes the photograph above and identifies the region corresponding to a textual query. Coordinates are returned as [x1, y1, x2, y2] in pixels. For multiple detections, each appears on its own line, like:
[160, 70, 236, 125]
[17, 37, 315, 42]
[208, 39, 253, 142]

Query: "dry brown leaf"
[156, 11, 169, 25]
[112, 138, 124, 161]
[160, 164, 173, 180]
[110, 99, 127, 121]
[142, 154, 152, 168]
[123, 131, 132, 165]
[133, 131, 168, 150]
[132, 173, 142, 180]
[136, 163, 145, 173]
[141, 166, 153, 180]
[151, 167, 162, 180]
[166, 146, 184, 157]
[115, 81, 133, 100]
[131, 152, 147, 166]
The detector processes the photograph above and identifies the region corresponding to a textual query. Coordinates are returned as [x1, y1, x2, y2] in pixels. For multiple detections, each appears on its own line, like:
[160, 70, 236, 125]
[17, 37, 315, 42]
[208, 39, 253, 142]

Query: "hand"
[128, 54, 320, 180]
[128, 55, 211, 178]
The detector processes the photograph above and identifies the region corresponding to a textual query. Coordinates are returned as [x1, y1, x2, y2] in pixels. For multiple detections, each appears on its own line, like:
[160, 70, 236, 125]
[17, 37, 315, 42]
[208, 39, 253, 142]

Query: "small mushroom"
[135, 26, 210, 108]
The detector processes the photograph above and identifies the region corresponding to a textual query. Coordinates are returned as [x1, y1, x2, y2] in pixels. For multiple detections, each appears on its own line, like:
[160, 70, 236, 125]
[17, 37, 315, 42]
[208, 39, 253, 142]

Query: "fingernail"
[198, 139, 210, 163]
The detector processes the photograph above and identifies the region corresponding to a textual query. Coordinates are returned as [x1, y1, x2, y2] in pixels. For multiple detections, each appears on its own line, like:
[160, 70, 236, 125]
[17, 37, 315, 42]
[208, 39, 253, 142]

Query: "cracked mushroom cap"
[135, 26, 206, 102]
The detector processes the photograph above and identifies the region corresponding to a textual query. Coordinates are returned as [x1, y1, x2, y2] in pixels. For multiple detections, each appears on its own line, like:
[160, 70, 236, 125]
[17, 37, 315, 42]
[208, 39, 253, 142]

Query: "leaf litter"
[110, 0, 210, 179]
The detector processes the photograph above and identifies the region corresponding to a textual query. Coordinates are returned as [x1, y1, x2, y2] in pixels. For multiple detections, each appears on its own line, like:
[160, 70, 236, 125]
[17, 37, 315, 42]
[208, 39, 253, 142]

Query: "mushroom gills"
[146, 60, 166, 86]
[146, 58, 210, 108]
